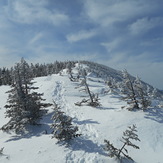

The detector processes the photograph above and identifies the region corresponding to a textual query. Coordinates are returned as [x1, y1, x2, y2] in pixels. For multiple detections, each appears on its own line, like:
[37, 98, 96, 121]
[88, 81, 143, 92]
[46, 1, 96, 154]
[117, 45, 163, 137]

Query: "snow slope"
[0, 66, 163, 163]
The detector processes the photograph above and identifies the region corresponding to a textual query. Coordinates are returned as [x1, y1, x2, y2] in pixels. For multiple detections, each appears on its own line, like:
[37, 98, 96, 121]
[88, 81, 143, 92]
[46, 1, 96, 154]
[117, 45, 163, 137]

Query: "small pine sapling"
[121, 70, 140, 110]
[106, 77, 118, 94]
[104, 124, 140, 161]
[75, 69, 100, 107]
[51, 102, 81, 143]
[134, 76, 151, 110]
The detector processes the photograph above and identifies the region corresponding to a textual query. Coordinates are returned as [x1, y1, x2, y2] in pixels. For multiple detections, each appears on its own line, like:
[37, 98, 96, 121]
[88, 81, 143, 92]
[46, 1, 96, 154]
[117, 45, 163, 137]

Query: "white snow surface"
[0, 68, 163, 163]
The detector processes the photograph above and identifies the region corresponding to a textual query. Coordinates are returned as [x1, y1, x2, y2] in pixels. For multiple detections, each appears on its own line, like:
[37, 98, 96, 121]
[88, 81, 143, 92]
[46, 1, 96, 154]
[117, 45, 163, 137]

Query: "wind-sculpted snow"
[0, 67, 163, 163]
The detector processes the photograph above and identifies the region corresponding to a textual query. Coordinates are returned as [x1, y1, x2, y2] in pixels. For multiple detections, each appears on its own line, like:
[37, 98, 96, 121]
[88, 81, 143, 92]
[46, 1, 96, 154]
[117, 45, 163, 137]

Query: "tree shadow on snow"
[118, 157, 136, 163]
[5, 112, 54, 142]
[73, 119, 100, 125]
[67, 137, 107, 156]
[144, 107, 163, 123]
[96, 106, 116, 110]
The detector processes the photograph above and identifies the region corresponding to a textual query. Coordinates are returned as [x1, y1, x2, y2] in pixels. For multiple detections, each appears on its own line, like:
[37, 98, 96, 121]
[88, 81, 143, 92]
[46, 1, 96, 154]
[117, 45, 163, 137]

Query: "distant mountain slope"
[80, 61, 163, 98]
[81, 61, 123, 81]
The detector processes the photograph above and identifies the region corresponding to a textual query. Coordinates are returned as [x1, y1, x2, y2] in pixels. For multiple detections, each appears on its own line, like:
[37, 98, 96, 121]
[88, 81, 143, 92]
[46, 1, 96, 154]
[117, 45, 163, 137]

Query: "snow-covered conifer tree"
[134, 76, 151, 110]
[1, 58, 51, 133]
[104, 124, 140, 161]
[51, 102, 81, 142]
[121, 70, 139, 110]
[75, 68, 100, 107]
[105, 76, 118, 94]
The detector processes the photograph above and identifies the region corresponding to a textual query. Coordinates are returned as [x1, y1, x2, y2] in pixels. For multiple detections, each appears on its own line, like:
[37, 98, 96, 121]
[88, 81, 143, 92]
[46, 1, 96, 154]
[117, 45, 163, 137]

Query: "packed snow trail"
[37, 73, 163, 163]
[51, 78, 107, 162]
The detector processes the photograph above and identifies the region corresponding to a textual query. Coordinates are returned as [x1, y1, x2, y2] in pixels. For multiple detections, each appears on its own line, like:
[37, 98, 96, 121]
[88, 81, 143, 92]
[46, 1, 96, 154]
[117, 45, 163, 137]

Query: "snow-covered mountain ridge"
[80, 61, 163, 97]
[0, 62, 163, 163]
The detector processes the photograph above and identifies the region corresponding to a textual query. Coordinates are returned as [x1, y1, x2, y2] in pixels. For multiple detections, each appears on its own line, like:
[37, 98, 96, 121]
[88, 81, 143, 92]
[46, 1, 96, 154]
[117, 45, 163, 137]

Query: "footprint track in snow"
[52, 80, 102, 163]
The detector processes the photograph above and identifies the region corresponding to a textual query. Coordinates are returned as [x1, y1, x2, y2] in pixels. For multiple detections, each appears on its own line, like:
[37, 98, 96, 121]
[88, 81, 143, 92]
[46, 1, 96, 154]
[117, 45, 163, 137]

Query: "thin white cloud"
[101, 38, 122, 53]
[84, 0, 159, 27]
[5, 0, 69, 26]
[84, 0, 132, 26]
[129, 17, 163, 35]
[29, 33, 44, 45]
[67, 30, 97, 43]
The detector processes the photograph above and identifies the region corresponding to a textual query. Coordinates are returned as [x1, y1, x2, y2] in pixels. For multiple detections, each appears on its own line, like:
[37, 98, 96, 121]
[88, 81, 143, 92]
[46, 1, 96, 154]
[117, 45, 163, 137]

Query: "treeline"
[0, 59, 162, 100]
[0, 59, 77, 86]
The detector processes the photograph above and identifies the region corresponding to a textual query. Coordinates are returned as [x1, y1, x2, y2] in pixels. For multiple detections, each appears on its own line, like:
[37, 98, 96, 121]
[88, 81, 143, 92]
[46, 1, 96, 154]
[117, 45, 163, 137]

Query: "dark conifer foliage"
[51, 102, 81, 142]
[1, 58, 52, 133]
[0, 67, 12, 85]
[0, 60, 76, 86]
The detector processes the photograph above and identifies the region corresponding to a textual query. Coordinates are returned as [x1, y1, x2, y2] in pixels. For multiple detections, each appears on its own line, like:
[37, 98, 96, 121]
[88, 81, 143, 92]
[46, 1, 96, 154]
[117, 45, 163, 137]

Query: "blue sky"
[0, 0, 163, 89]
